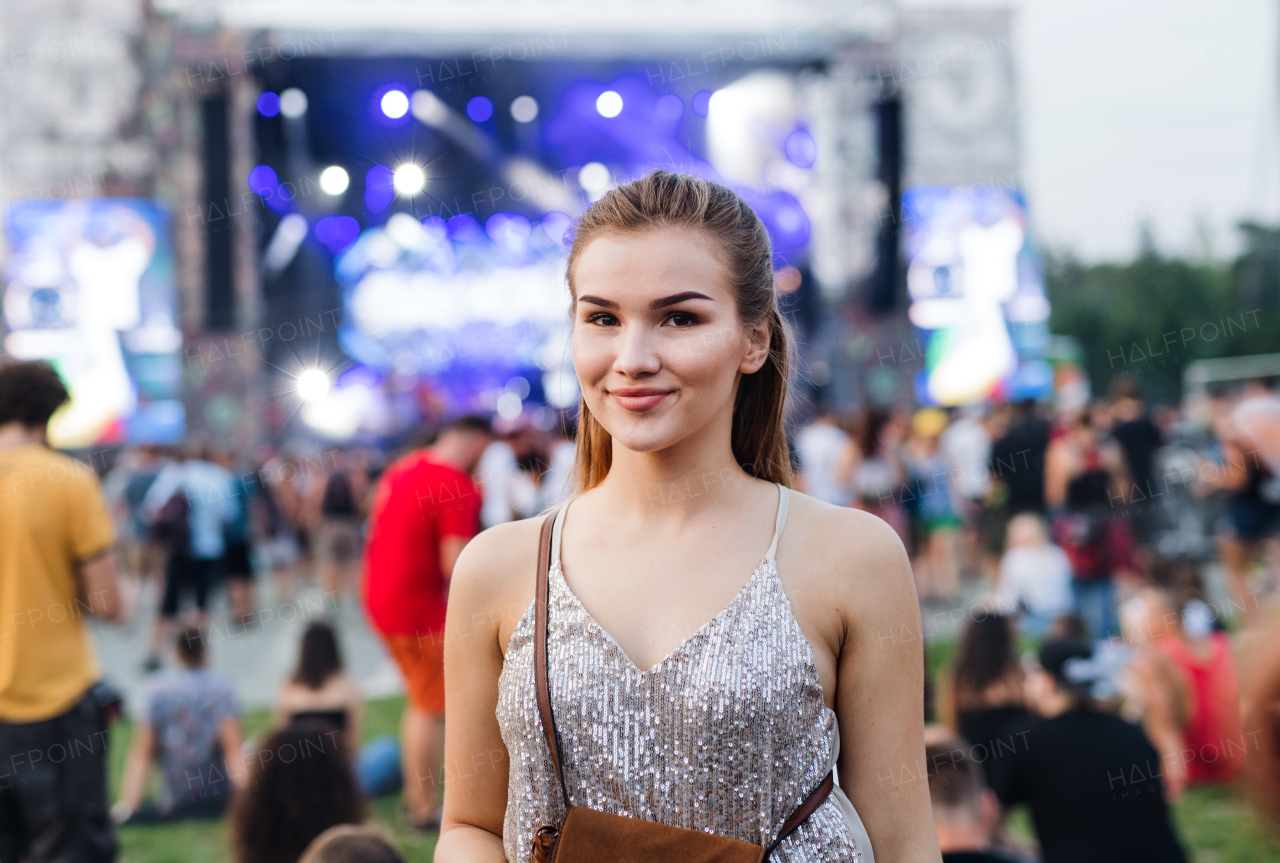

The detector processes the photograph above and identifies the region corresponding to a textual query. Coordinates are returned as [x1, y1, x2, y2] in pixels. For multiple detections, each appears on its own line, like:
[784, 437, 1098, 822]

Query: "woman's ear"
[739, 319, 771, 375]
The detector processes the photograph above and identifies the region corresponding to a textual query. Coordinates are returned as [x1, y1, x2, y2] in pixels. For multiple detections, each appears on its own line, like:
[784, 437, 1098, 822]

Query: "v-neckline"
[551, 556, 773, 676]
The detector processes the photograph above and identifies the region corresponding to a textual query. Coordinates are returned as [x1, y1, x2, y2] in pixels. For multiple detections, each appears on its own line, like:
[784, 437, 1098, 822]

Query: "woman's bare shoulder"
[449, 515, 551, 623]
[781, 490, 917, 623]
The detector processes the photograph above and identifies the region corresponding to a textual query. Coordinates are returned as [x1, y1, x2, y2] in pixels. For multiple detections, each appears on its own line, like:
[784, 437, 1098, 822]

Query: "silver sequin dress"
[496, 485, 873, 862]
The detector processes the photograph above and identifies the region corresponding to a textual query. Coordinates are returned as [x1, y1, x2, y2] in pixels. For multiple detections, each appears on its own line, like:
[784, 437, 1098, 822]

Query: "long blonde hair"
[566, 169, 793, 493]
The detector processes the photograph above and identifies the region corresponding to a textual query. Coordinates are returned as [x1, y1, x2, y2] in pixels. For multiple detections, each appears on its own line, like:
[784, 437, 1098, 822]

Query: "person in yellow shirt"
[0, 360, 123, 863]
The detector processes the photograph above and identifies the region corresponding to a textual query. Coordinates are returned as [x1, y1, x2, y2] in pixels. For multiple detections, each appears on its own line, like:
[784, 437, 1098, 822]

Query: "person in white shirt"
[476, 438, 517, 528]
[538, 418, 578, 511]
[994, 513, 1073, 636]
[795, 412, 850, 506]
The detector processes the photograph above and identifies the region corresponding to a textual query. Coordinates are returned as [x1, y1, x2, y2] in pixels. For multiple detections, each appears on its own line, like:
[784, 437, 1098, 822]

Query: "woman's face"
[570, 228, 770, 458]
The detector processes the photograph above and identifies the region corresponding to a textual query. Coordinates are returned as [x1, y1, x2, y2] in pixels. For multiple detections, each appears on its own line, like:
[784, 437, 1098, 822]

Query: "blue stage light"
[315, 215, 361, 254]
[247, 165, 279, 197]
[784, 128, 817, 168]
[691, 90, 712, 117]
[365, 165, 394, 213]
[257, 92, 281, 118]
[466, 96, 494, 122]
[655, 93, 684, 122]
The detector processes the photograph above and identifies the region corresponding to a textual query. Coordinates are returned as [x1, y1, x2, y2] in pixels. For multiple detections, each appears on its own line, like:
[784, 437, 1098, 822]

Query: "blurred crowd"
[13, 351, 1280, 862]
[789, 378, 1280, 861]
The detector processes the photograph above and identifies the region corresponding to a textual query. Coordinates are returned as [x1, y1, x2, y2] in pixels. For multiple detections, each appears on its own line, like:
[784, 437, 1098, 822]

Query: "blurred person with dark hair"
[211, 447, 258, 624]
[1046, 407, 1135, 640]
[839, 407, 909, 546]
[0, 360, 124, 863]
[309, 450, 370, 601]
[1045, 613, 1089, 642]
[272, 621, 363, 748]
[987, 639, 1188, 863]
[102, 444, 169, 595]
[938, 614, 1029, 785]
[298, 825, 406, 863]
[231, 722, 365, 863]
[925, 740, 1015, 863]
[1108, 380, 1165, 553]
[1199, 403, 1280, 621]
[362, 414, 492, 829]
[989, 398, 1051, 516]
[114, 627, 244, 824]
[537, 413, 578, 510]
[140, 442, 239, 671]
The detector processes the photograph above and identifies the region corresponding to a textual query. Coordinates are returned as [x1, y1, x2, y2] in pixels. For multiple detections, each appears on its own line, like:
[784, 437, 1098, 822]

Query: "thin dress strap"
[766, 483, 789, 560]
[549, 501, 569, 568]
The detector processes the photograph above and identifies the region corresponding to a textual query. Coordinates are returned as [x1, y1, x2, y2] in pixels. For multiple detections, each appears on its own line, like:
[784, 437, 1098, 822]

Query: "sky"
[903, 0, 1276, 262]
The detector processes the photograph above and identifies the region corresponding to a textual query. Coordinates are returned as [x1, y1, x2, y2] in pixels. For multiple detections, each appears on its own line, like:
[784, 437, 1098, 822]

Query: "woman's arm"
[436, 521, 537, 863]
[345, 678, 365, 750]
[1044, 440, 1071, 509]
[113, 722, 154, 822]
[220, 716, 247, 789]
[833, 513, 943, 863]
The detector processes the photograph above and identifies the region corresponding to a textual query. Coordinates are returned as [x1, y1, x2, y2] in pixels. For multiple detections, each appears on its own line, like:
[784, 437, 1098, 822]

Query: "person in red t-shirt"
[362, 415, 493, 829]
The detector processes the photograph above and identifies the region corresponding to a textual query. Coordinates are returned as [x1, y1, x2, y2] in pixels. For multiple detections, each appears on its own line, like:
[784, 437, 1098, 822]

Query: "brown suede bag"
[530, 513, 833, 863]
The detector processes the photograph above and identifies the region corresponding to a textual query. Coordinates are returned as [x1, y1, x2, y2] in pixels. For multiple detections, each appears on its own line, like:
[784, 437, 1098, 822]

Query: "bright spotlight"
[381, 89, 409, 119]
[510, 95, 539, 123]
[578, 162, 611, 200]
[393, 164, 426, 196]
[596, 90, 623, 118]
[319, 166, 349, 196]
[280, 88, 308, 118]
[297, 369, 331, 402]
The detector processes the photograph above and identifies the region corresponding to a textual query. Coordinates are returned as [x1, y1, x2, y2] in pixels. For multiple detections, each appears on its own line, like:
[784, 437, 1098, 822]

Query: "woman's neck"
[593, 417, 762, 521]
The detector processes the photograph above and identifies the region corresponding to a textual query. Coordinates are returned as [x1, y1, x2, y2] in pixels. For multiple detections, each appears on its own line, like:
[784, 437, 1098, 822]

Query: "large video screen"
[2, 199, 184, 448]
[902, 185, 1052, 406]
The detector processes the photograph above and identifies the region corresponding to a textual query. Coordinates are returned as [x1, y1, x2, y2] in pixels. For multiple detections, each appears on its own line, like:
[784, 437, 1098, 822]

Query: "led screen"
[2, 199, 184, 447]
[901, 185, 1051, 405]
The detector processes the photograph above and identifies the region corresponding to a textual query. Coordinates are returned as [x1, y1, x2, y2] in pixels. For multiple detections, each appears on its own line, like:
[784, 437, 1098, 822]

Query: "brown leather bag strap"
[533, 510, 569, 809]
[764, 771, 834, 857]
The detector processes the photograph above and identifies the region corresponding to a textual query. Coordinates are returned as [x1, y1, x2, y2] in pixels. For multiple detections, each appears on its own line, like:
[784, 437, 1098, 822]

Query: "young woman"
[937, 614, 1029, 771]
[438, 171, 938, 862]
[271, 621, 364, 750]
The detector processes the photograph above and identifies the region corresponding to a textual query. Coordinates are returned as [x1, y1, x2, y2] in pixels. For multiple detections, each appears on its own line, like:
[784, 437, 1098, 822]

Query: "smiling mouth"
[609, 388, 672, 411]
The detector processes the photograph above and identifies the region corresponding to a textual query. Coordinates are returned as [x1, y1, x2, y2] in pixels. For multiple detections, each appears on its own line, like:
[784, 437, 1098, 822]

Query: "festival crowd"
[3, 354, 1280, 863]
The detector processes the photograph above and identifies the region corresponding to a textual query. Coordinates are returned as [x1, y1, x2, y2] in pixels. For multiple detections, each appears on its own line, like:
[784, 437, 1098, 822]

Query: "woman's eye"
[584, 312, 618, 326]
[665, 312, 700, 327]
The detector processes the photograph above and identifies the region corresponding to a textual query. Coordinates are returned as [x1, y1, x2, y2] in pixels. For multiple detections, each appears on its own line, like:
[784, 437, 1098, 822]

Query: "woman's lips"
[609, 388, 672, 411]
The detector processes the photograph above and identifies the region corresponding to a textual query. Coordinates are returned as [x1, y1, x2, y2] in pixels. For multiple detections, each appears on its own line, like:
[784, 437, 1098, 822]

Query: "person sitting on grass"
[114, 627, 245, 823]
[926, 739, 1016, 863]
[986, 638, 1189, 863]
[231, 721, 365, 863]
[272, 621, 364, 751]
[299, 825, 407, 863]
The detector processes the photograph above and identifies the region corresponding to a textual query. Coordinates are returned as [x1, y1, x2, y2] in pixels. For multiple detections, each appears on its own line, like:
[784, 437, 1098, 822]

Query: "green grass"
[115, 654, 1280, 862]
[115, 696, 437, 863]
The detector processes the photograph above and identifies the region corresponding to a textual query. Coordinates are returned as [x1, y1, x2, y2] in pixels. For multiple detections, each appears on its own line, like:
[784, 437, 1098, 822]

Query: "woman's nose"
[613, 323, 661, 378]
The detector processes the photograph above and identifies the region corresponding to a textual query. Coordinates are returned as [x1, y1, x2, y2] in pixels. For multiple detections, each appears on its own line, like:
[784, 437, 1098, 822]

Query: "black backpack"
[151, 489, 191, 556]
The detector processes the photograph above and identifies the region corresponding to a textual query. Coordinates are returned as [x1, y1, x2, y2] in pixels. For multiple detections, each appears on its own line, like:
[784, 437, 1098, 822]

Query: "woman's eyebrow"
[577, 295, 618, 309]
[650, 291, 712, 310]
